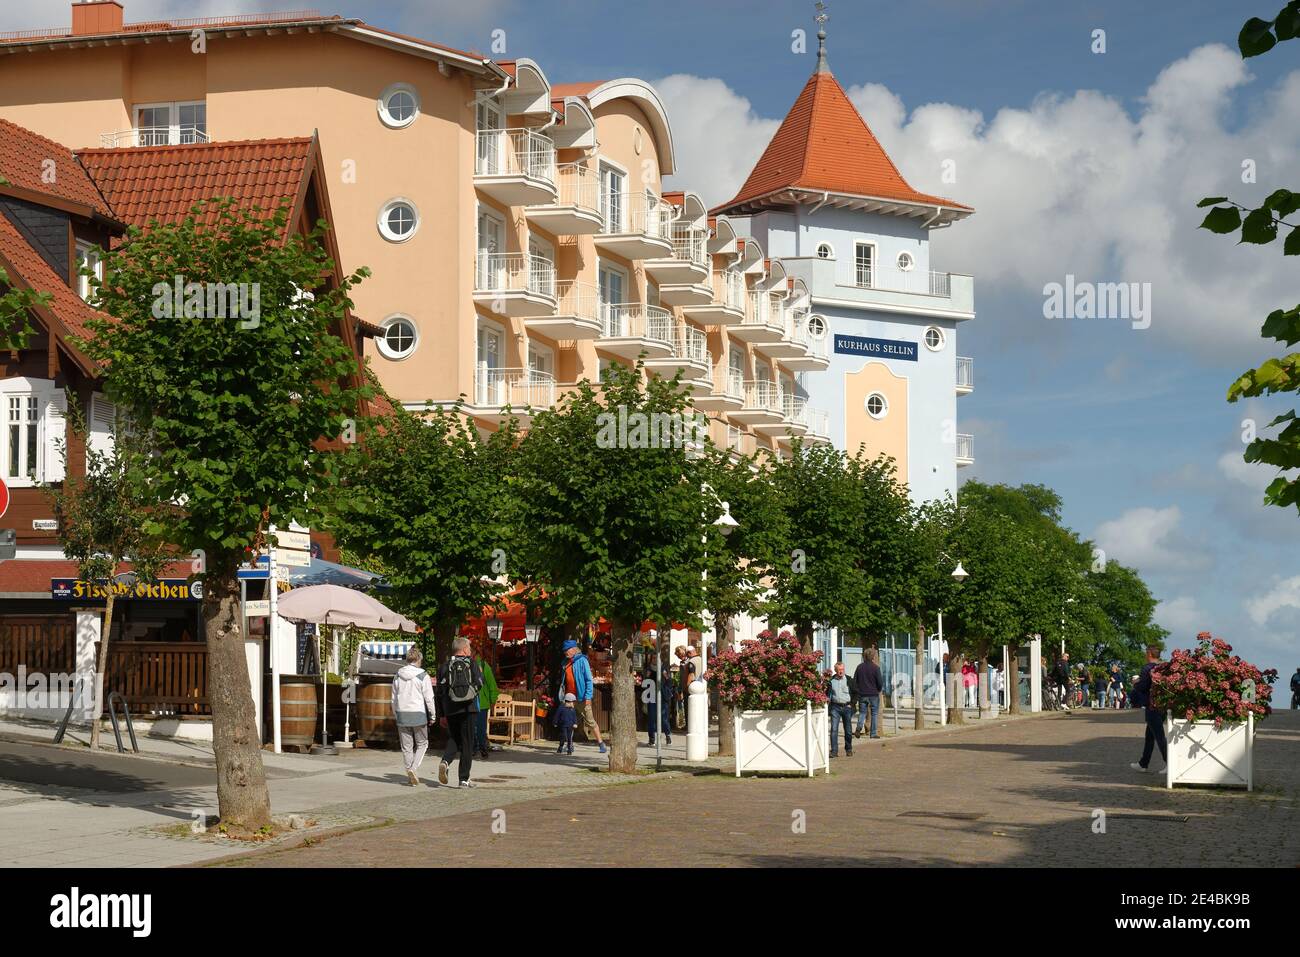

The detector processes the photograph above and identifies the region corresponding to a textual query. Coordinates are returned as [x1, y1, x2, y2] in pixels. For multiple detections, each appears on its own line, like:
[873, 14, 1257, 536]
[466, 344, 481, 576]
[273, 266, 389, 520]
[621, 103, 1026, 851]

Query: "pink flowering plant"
[709, 629, 828, 711]
[1150, 632, 1277, 728]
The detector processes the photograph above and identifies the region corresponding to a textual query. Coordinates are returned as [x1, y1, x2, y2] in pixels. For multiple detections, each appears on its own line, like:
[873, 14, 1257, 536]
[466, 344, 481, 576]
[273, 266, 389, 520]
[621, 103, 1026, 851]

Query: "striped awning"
[359, 641, 414, 660]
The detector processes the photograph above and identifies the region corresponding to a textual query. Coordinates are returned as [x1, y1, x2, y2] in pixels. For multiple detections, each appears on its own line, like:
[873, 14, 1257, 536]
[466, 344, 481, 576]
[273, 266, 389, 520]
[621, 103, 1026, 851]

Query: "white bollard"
[686, 678, 708, 762]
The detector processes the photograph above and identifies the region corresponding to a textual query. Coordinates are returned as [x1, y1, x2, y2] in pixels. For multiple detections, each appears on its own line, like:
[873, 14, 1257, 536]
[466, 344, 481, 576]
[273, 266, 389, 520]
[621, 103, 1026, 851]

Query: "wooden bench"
[486, 694, 535, 745]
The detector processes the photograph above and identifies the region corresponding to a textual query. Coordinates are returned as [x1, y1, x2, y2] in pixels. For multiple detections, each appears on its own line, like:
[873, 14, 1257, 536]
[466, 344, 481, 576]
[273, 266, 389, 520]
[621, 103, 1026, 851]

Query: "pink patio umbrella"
[276, 585, 419, 753]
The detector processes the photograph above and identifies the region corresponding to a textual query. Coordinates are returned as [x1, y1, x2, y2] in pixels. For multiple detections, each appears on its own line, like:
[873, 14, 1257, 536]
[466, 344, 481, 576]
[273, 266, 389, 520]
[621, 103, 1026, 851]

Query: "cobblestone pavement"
[221, 709, 1300, 867]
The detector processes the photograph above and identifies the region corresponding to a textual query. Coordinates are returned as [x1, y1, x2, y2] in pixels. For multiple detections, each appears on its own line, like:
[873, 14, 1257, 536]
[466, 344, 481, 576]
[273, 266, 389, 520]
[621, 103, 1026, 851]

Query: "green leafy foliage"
[0, 263, 49, 352]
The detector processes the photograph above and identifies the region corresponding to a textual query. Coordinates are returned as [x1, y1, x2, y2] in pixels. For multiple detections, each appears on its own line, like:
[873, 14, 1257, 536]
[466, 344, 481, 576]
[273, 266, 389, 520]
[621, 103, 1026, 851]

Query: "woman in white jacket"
[391, 646, 437, 786]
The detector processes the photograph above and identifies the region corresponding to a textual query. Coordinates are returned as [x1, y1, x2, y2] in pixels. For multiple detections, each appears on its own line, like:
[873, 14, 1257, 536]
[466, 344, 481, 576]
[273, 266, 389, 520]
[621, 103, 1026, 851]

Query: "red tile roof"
[0, 212, 102, 349]
[716, 68, 970, 214]
[0, 117, 113, 218]
[75, 138, 314, 233]
[549, 81, 604, 100]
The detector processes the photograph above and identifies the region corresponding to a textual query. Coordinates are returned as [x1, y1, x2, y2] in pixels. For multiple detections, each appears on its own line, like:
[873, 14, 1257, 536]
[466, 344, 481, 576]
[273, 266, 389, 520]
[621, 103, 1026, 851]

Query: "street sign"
[244, 599, 270, 617]
[0, 476, 7, 519]
[275, 563, 292, 582]
[275, 547, 312, 568]
[32, 519, 58, 531]
[273, 530, 311, 552]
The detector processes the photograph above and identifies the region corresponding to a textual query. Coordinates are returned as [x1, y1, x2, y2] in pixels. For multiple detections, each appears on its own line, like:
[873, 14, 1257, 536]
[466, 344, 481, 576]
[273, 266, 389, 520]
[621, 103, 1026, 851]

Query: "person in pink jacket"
[961, 661, 978, 708]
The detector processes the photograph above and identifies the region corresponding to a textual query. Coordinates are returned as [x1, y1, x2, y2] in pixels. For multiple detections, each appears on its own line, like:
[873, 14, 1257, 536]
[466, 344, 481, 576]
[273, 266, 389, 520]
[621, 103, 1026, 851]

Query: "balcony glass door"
[528, 235, 555, 297]
[600, 165, 625, 233]
[476, 100, 503, 174]
[477, 323, 503, 405]
[855, 242, 875, 288]
[477, 208, 504, 290]
[598, 263, 626, 335]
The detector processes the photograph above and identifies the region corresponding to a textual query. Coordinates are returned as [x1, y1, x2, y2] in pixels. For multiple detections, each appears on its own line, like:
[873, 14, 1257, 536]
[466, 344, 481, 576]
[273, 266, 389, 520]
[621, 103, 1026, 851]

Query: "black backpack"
[446, 656, 477, 703]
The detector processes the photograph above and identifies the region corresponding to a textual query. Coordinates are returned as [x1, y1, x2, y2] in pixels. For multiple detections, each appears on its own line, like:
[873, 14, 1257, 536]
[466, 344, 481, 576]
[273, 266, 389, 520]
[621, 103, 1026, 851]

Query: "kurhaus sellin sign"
[833, 334, 918, 361]
[51, 579, 204, 601]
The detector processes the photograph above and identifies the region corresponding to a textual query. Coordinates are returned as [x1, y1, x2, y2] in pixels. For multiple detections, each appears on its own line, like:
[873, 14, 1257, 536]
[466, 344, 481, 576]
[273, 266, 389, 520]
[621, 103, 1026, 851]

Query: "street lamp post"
[1060, 596, 1075, 655]
[524, 621, 541, 691]
[935, 559, 969, 727]
[694, 488, 738, 763]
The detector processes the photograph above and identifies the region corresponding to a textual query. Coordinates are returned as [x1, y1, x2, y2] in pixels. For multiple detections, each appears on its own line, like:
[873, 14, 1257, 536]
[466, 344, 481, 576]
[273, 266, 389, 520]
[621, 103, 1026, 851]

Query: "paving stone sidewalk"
[218, 709, 1300, 868]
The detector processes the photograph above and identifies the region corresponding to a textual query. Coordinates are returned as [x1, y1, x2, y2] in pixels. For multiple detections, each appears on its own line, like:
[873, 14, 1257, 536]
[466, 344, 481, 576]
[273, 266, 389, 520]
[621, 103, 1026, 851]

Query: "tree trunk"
[948, 652, 965, 725]
[715, 613, 734, 756]
[978, 654, 988, 717]
[608, 619, 638, 773]
[204, 571, 272, 833]
[913, 618, 926, 730]
[89, 590, 116, 751]
[796, 621, 814, 654]
[432, 620, 458, 670]
[1008, 642, 1021, 714]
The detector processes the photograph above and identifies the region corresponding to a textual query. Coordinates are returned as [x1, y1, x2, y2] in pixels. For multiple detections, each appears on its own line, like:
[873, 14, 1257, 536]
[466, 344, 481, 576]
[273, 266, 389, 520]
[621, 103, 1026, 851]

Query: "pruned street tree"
[81, 199, 371, 832]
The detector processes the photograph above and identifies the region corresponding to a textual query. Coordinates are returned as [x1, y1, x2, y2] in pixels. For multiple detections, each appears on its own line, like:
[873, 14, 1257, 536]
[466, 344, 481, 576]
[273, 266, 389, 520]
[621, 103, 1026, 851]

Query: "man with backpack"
[437, 637, 484, 788]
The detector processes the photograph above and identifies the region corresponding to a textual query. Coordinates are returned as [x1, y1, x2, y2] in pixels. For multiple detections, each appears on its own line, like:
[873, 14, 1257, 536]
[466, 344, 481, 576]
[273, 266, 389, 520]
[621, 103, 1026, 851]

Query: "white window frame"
[897, 250, 916, 272]
[378, 82, 420, 129]
[74, 240, 102, 302]
[815, 242, 835, 260]
[0, 377, 63, 487]
[599, 160, 628, 233]
[527, 341, 555, 379]
[598, 259, 630, 317]
[133, 100, 206, 146]
[865, 391, 889, 419]
[924, 325, 947, 352]
[854, 241, 876, 288]
[378, 197, 420, 243]
[377, 314, 419, 361]
[806, 314, 827, 340]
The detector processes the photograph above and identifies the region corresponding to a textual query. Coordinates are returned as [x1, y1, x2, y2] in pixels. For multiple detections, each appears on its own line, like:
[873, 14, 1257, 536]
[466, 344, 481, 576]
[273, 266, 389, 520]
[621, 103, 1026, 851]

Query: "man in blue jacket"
[561, 639, 606, 754]
[853, 650, 884, 739]
[1129, 645, 1167, 774]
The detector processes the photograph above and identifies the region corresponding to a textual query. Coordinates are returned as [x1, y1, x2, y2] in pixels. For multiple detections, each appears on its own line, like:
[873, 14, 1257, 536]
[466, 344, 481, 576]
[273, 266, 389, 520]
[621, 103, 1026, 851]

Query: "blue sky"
[14, 1, 1299, 683]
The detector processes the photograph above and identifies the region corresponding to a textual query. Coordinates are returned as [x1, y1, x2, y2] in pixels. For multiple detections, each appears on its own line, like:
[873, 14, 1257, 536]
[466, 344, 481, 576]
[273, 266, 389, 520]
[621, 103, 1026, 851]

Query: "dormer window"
[74, 241, 102, 302]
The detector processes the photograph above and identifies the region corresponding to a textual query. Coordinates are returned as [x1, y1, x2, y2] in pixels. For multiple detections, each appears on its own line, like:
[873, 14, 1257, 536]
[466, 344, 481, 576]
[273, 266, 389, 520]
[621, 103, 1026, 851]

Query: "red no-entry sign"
[0, 475, 8, 519]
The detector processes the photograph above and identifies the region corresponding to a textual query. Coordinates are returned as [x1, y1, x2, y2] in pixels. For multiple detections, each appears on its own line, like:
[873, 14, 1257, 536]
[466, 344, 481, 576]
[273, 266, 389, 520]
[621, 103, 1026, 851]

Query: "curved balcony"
[593, 192, 673, 261]
[526, 280, 602, 340]
[730, 379, 783, 427]
[729, 291, 786, 343]
[803, 409, 832, 445]
[782, 314, 831, 371]
[645, 324, 711, 388]
[597, 303, 675, 360]
[472, 367, 555, 424]
[647, 222, 710, 288]
[683, 270, 746, 325]
[957, 355, 974, 395]
[757, 302, 807, 360]
[957, 433, 974, 467]
[694, 367, 745, 412]
[473, 253, 556, 318]
[525, 163, 603, 235]
[475, 128, 557, 206]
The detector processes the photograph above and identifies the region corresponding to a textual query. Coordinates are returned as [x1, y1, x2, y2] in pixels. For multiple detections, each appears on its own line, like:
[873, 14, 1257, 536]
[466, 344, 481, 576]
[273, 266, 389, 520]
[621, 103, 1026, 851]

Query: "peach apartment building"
[0, 1, 833, 460]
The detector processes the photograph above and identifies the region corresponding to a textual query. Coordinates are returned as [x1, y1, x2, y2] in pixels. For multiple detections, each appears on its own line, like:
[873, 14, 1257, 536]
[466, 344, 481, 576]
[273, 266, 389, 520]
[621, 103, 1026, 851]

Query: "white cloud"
[1245, 575, 1300, 627]
[659, 44, 1300, 361]
[1092, 505, 1211, 575]
[1155, 595, 1209, 637]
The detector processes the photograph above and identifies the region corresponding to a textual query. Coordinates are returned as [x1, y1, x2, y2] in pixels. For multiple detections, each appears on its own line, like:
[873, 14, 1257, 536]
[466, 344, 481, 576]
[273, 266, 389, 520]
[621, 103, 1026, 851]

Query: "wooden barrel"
[358, 680, 398, 746]
[281, 682, 318, 748]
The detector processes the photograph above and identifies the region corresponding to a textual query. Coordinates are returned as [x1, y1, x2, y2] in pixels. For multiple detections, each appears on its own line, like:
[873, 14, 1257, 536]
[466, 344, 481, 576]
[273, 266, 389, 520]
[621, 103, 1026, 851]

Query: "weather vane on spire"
[814, 1, 831, 73]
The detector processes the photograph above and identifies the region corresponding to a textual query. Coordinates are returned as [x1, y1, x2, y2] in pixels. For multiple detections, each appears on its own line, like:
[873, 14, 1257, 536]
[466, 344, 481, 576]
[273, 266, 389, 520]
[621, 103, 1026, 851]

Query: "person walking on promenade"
[561, 639, 606, 754]
[436, 637, 484, 788]
[1052, 652, 1072, 712]
[391, 646, 437, 786]
[640, 666, 673, 746]
[853, 650, 883, 739]
[1290, 666, 1300, 709]
[1129, 645, 1168, 775]
[961, 660, 978, 708]
[827, 661, 854, 757]
[1107, 664, 1122, 708]
[553, 692, 578, 754]
[475, 653, 500, 759]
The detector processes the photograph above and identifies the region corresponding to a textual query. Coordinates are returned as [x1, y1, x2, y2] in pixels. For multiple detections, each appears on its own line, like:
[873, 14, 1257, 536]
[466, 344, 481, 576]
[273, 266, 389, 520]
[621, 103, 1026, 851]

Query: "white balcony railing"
[782, 393, 808, 424]
[715, 368, 745, 400]
[726, 425, 745, 453]
[553, 163, 601, 217]
[956, 355, 973, 390]
[806, 409, 830, 438]
[853, 263, 953, 297]
[475, 367, 555, 409]
[744, 291, 784, 331]
[668, 222, 709, 269]
[742, 380, 782, 411]
[675, 324, 709, 363]
[956, 433, 974, 461]
[556, 280, 601, 321]
[475, 128, 557, 184]
[601, 302, 675, 345]
[475, 253, 556, 298]
[600, 191, 673, 240]
[790, 314, 829, 358]
[99, 126, 209, 148]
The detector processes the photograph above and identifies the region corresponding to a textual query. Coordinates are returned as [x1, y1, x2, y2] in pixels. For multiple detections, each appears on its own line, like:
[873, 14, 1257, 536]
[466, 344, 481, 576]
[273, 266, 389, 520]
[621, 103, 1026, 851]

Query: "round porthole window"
[806, 314, 827, 340]
[816, 242, 834, 259]
[378, 199, 419, 242]
[865, 392, 889, 419]
[897, 251, 915, 272]
[377, 315, 418, 360]
[924, 326, 946, 351]
[378, 83, 420, 129]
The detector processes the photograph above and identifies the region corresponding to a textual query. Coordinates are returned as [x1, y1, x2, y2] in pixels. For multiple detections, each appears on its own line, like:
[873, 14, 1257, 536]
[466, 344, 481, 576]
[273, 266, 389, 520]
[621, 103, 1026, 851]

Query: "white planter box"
[1165, 712, 1253, 791]
[734, 702, 829, 777]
